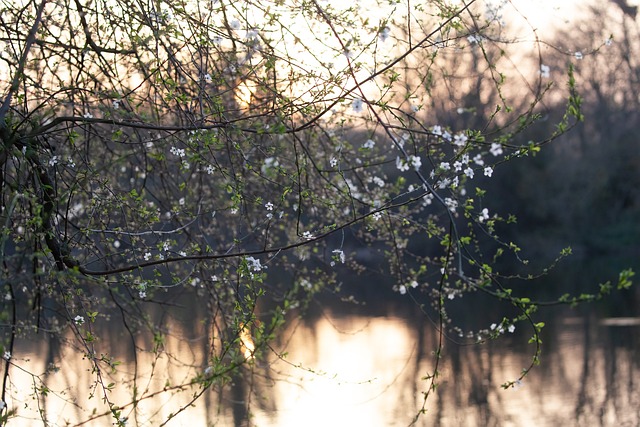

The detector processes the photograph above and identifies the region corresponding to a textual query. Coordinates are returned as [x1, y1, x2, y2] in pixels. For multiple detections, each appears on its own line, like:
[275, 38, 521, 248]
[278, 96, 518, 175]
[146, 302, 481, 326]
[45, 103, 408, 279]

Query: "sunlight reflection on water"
[10, 308, 638, 427]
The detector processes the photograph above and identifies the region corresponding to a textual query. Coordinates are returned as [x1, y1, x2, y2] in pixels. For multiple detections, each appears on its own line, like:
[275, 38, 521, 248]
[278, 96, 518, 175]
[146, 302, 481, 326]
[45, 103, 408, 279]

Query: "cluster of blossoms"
[398, 280, 419, 295]
[479, 208, 490, 222]
[265, 201, 274, 219]
[315, 122, 507, 235]
[383, 121, 513, 307]
[444, 197, 458, 212]
[245, 256, 265, 272]
[170, 146, 186, 157]
[245, 256, 266, 279]
[424, 125, 505, 217]
[485, 0, 508, 25]
[395, 155, 422, 172]
[490, 322, 516, 334]
[370, 176, 385, 187]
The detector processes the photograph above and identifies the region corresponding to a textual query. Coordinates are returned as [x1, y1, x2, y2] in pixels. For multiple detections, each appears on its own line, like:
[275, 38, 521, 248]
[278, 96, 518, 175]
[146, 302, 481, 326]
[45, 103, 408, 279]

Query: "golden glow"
[239, 322, 256, 359]
[8, 313, 640, 426]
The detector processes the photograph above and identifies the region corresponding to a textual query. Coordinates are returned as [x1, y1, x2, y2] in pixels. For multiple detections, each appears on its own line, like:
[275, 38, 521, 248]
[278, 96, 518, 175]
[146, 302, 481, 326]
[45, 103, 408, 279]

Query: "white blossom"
[410, 155, 422, 171]
[464, 167, 475, 179]
[396, 156, 409, 172]
[245, 256, 264, 272]
[467, 34, 482, 44]
[352, 98, 363, 113]
[454, 133, 468, 147]
[245, 29, 259, 39]
[444, 197, 458, 212]
[479, 208, 490, 222]
[379, 26, 390, 42]
[490, 142, 503, 156]
[539, 64, 550, 78]
[332, 249, 346, 264]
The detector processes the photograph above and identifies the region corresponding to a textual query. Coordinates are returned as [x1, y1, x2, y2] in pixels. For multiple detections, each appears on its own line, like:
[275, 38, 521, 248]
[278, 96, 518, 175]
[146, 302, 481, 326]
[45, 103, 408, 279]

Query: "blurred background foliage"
[480, 3, 640, 259]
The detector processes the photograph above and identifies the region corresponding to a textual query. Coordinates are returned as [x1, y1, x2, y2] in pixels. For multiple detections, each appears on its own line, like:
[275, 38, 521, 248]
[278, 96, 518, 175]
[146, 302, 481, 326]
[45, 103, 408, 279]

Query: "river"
[5, 258, 639, 427]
